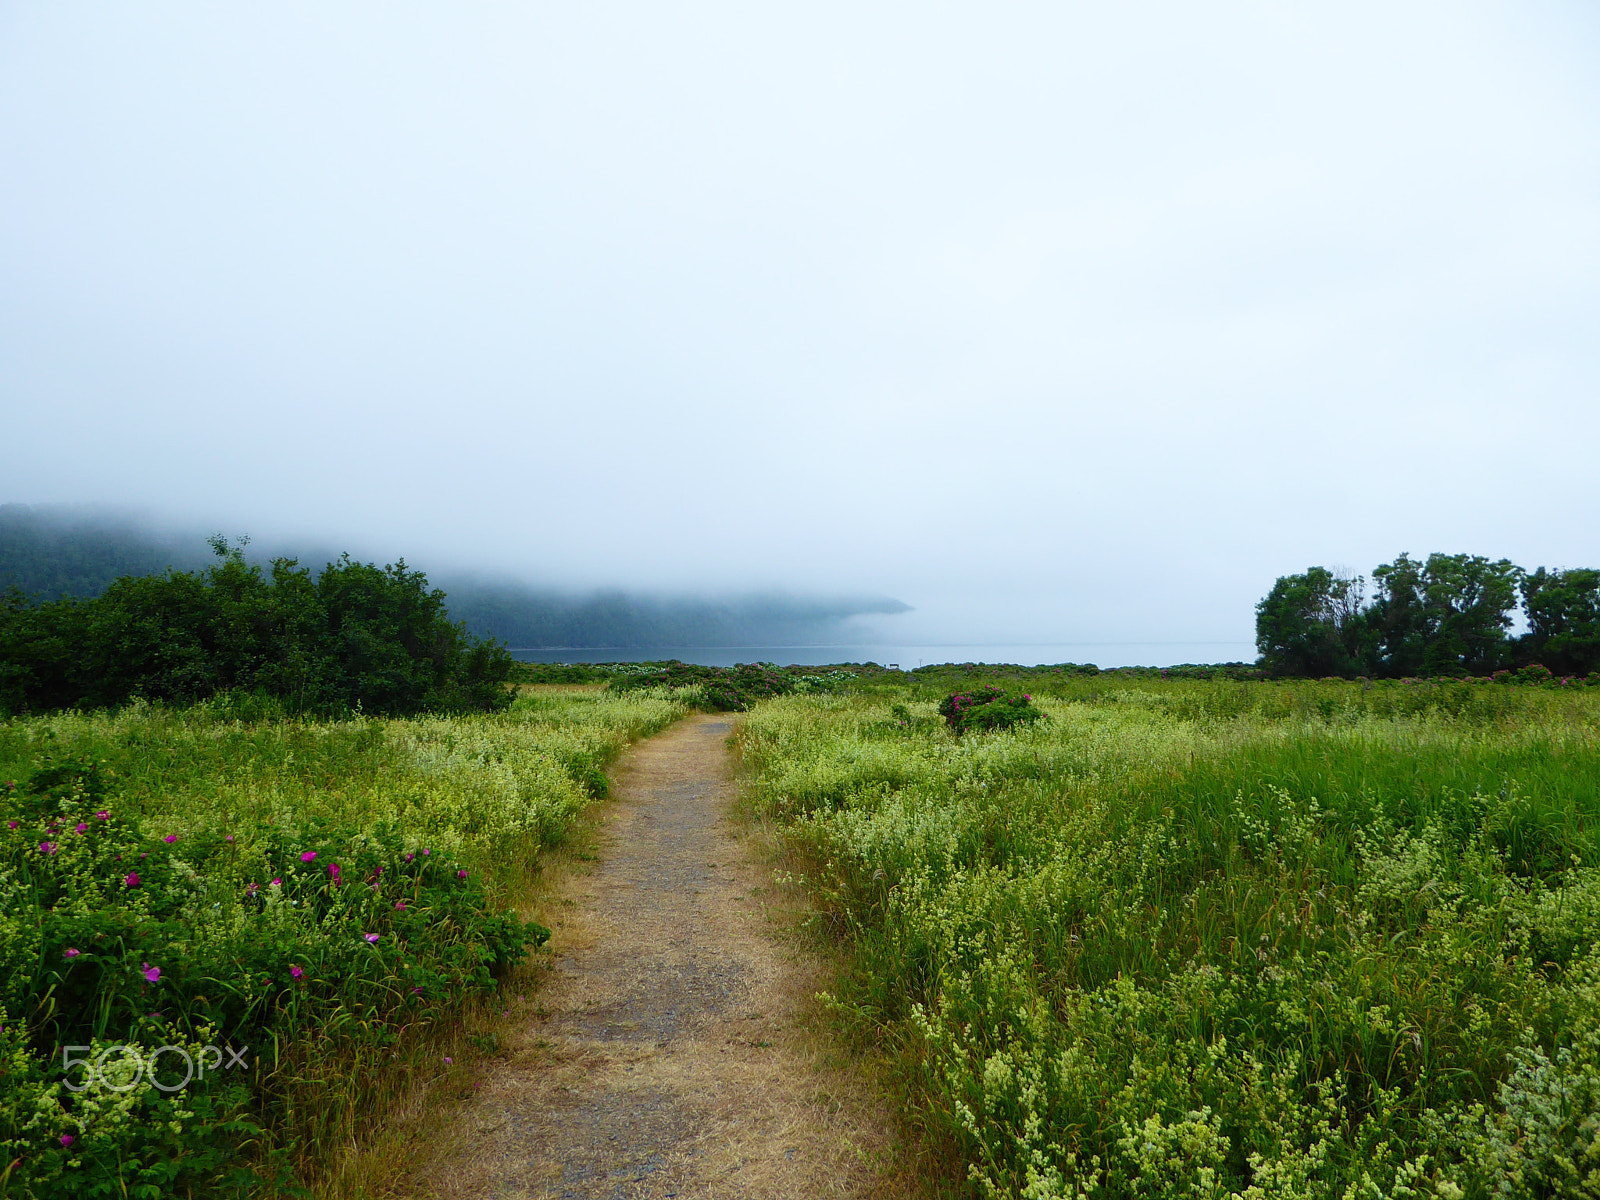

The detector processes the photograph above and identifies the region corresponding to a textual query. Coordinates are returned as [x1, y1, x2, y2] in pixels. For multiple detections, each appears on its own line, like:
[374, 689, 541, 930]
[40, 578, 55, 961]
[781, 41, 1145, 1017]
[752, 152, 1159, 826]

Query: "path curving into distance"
[424, 712, 905, 1200]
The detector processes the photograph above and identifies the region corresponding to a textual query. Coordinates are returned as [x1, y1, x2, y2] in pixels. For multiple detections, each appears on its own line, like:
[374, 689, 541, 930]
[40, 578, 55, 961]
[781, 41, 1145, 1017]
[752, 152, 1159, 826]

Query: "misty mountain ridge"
[442, 576, 909, 649]
[0, 504, 910, 649]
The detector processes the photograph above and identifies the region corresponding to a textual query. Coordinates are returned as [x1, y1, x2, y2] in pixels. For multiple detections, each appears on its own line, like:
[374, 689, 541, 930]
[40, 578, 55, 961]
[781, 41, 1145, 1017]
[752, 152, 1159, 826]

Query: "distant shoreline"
[505, 641, 1260, 670]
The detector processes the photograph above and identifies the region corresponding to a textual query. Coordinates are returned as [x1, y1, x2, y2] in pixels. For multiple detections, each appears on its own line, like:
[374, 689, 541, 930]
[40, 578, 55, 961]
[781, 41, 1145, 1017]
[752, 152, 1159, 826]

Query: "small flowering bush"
[0, 686, 687, 1193]
[937, 686, 1045, 735]
[699, 663, 796, 712]
[0, 754, 543, 1194]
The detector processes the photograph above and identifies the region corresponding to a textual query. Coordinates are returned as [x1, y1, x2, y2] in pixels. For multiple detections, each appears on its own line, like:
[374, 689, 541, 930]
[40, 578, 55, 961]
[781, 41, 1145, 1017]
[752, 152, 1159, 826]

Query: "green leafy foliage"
[1258, 553, 1600, 679]
[936, 686, 1046, 735]
[605, 660, 855, 712]
[1522, 568, 1600, 679]
[0, 544, 513, 717]
[0, 756, 539, 1195]
[508, 662, 616, 684]
[1368, 552, 1522, 677]
[1255, 567, 1369, 678]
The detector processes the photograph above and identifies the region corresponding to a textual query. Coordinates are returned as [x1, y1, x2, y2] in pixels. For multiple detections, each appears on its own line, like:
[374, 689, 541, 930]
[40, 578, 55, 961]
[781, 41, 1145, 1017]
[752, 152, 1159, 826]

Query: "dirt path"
[422, 714, 907, 1200]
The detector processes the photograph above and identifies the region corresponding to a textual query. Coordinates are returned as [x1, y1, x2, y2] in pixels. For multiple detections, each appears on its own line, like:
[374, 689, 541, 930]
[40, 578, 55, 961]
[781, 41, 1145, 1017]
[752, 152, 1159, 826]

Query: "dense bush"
[0, 541, 513, 717]
[937, 686, 1045, 735]
[0, 755, 541, 1195]
[700, 663, 798, 711]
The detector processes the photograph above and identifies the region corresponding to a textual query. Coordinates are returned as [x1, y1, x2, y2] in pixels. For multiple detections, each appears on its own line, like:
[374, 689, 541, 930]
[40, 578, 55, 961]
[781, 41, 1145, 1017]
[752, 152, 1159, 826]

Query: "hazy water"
[509, 642, 1259, 670]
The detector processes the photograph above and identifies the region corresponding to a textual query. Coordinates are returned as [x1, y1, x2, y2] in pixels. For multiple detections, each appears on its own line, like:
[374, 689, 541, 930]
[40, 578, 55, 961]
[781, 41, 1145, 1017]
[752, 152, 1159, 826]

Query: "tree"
[1255, 568, 1370, 677]
[0, 543, 513, 716]
[1520, 567, 1600, 677]
[314, 554, 512, 714]
[1367, 553, 1521, 676]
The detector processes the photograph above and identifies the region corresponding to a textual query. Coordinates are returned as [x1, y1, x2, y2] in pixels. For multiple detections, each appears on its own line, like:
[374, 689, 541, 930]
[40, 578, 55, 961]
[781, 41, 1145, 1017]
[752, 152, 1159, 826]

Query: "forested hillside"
[0, 506, 908, 650]
[0, 506, 212, 599]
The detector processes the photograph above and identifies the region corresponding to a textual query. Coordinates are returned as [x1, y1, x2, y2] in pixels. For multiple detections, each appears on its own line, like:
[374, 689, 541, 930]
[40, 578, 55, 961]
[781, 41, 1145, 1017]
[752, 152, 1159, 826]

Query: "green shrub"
[937, 686, 1045, 735]
[606, 660, 853, 712]
[508, 662, 613, 684]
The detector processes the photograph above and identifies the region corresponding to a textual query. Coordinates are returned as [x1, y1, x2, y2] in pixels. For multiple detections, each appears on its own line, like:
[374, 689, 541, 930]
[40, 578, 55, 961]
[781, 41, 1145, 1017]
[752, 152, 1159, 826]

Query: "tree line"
[1256, 553, 1600, 679]
[0, 505, 910, 650]
[0, 538, 514, 716]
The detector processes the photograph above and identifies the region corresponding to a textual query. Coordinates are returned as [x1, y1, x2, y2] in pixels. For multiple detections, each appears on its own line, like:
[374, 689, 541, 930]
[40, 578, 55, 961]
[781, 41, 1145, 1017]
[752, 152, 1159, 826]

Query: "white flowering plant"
[739, 676, 1600, 1199]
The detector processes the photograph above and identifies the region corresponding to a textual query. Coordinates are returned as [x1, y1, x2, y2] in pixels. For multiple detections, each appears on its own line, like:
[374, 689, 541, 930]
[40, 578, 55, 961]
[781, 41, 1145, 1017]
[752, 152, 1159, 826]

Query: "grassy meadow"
[0, 685, 689, 1197]
[737, 673, 1600, 1199]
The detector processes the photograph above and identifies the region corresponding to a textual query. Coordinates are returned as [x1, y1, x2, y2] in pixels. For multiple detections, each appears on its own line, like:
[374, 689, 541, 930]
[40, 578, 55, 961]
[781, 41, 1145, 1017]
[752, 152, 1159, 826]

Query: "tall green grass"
[739, 681, 1600, 1199]
[0, 686, 689, 1196]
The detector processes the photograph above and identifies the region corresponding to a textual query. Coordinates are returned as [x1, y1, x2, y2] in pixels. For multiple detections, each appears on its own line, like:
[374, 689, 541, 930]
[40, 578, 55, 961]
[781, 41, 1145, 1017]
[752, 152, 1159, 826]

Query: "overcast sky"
[3, 2, 1597, 646]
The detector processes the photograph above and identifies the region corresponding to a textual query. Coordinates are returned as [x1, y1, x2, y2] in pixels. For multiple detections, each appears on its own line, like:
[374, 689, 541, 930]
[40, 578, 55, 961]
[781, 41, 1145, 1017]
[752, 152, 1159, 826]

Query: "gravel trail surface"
[424, 713, 905, 1200]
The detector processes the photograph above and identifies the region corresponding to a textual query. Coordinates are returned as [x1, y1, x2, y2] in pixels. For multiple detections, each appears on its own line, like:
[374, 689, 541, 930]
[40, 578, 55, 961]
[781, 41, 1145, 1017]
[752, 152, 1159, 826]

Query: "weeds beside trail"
[738, 678, 1600, 1199]
[0, 685, 690, 1197]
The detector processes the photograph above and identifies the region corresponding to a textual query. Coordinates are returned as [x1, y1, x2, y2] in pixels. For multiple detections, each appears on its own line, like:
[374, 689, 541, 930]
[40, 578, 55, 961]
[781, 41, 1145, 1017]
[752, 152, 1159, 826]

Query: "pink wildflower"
[291, 965, 305, 981]
[63, 948, 81, 959]
[74, 823, 88, 834]
[163, 833, 177, 844]
[141, 963, 161, 984]
[300, 851, 317, 862]
[124, 872, 140, 887]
